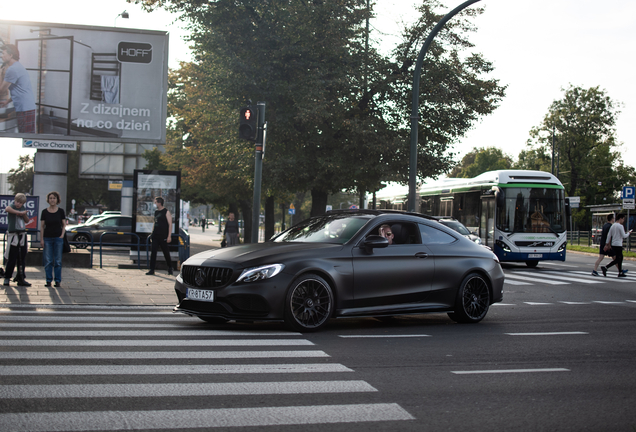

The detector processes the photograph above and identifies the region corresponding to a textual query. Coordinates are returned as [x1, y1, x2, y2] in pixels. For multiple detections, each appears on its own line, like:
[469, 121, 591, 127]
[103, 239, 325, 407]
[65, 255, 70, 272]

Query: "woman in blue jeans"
[40, 191, 66, 287]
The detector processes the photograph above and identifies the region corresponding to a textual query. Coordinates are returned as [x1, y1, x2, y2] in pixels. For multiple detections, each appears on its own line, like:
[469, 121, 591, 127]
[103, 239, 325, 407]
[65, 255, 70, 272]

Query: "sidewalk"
[0, 227, 225, 307]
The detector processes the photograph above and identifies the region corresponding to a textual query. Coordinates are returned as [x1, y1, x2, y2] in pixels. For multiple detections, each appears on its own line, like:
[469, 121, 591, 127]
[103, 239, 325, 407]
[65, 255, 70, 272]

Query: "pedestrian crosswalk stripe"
[0, 350, 329, 360]
[0, 363, 354, 376]
[0, 339, 315, 347]
[503, 273, 568, 285]
[513, 271, 602, 284]
[0, 381, 376, 399]
[503, 279, 532, 285]
[0, 404, 414, 430]
[569, 271, 635, 282]
[0, 330, 303, 337]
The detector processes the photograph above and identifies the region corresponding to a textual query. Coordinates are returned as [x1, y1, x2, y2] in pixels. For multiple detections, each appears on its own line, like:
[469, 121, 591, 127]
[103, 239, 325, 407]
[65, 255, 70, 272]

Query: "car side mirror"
[363, 235, 389, 253]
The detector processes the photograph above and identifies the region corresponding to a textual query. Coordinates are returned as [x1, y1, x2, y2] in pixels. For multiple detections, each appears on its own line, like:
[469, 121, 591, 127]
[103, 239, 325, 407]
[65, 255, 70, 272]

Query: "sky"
[2, 0, 636, 180]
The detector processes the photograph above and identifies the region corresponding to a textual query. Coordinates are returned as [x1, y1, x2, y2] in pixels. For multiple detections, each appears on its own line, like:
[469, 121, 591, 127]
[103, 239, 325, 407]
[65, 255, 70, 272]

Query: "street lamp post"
[408, 0, 482, 212]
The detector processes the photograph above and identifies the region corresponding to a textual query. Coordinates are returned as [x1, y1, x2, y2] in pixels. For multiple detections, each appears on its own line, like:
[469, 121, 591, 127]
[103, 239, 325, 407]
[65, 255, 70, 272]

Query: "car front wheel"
[73, 233, 90, 249]
[448, 272, 490, 324]
[284, 274, 334, 332]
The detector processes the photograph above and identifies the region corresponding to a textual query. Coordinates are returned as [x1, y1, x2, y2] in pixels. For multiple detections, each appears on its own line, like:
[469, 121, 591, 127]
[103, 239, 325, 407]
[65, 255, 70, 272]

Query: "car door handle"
[415, 252, 429, 259]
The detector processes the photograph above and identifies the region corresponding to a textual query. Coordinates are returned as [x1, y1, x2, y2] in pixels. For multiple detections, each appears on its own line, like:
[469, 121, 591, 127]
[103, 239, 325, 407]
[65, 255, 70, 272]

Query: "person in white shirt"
[601, 213, 632, 278]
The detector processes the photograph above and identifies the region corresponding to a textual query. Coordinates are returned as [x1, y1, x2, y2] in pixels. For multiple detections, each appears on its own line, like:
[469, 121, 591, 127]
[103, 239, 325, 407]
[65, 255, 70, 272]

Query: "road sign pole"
[251, 101, 266, 243]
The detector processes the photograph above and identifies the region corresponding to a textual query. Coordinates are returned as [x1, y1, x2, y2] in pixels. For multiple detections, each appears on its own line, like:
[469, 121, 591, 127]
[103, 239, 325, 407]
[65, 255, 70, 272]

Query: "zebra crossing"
[504, 267, 636, 286]
[0, 307, 414, 431]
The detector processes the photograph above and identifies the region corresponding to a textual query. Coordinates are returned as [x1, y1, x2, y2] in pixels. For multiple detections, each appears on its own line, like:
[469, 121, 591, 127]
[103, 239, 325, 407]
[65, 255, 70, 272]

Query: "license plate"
[528, 254, 543, 258]
[186, 288, 215, 302]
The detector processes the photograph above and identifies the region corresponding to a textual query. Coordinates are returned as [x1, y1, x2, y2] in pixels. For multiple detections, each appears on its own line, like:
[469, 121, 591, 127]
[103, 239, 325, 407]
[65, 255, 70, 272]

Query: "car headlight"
[473, 237, 482, 245]
[557, 242, 567, 252]
[237, 264, 285, 283]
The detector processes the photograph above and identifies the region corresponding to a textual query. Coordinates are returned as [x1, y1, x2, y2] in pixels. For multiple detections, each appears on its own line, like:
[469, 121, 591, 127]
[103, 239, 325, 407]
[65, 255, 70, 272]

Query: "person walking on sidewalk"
[592, 213, 615, 276]
[224, 212, 240, 246]
[601, 213, 632, 278]
[146, 197, 173, 276]
[40, 191, 66, 287]
[4, 193, 31, 287]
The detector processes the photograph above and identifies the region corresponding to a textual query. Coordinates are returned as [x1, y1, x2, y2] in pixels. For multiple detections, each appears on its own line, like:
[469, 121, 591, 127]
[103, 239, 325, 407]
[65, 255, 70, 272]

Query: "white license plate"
[186, 288, 215, 302]
[528, 254, 543, 258]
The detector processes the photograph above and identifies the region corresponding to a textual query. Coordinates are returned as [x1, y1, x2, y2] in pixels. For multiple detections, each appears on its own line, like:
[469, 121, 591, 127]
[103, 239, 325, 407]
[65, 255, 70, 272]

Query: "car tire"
[284, 273, 334, 332]
[73, 233, 90, 249]
[448, 272, 490, 324]
[198, 316, 229, 324]
[525, 261, 538, 268]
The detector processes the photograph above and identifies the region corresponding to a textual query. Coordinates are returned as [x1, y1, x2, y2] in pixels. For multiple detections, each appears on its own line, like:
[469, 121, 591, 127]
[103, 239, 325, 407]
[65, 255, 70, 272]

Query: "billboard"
[0, 20, 168, 144]
[132, 169, 180, 235]
[0, 195, 39, 232]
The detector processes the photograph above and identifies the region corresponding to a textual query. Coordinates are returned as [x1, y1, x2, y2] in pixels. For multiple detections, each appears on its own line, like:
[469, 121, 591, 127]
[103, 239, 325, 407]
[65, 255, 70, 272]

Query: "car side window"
[101, 218, 118, 227]
[368, 222, 421, 245]
[419, 223, 457, 245]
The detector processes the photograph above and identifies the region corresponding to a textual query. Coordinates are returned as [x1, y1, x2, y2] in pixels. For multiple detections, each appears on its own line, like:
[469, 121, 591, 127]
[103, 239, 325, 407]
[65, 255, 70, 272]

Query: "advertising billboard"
[0, 20, 167, 144]
[0, 195, 39, 232]
[132, 169, 180, 235]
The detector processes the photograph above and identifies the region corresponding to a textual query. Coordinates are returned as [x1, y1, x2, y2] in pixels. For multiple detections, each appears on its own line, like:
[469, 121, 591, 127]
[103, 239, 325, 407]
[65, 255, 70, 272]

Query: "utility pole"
[251, 101, 266, 243]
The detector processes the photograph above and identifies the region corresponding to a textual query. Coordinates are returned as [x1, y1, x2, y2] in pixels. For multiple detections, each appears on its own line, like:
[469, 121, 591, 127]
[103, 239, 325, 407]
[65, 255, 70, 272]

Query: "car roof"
[325, 209, 437, 221]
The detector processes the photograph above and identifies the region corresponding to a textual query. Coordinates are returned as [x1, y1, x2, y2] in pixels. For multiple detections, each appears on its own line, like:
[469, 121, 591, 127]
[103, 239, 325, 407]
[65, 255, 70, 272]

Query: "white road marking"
[524, 302, 554, 305]
[0, 350, 329, 360]
[0, 330, 302, 337]
[513, 271, 602, 284]
[0, 339, 314, 347]
[338, 334, 431, 338]
[452, 368, 569, 374]
[505, 332, 588, 336]
[504, 274, 568, 285]
[0, 381, 376, 399]
[503, 279, 532, 285]
[0, 404, 415, 430]
[0, 363, 354, 376]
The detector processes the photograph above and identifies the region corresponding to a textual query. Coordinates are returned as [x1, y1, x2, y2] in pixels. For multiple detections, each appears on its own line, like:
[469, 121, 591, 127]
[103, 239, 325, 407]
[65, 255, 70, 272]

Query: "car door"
[98, 217, 121, 244]
[351, 221, 434, 309]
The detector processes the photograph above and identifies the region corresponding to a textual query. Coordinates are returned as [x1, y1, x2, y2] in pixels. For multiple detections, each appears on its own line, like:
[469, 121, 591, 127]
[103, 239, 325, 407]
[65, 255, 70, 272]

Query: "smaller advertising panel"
[0, 195, 39, 232]
[132, 170, 180, 236]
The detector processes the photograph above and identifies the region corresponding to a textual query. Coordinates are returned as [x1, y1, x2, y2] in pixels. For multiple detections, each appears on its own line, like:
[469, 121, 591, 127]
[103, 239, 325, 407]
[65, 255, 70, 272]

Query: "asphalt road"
[0, 253, 634, 431]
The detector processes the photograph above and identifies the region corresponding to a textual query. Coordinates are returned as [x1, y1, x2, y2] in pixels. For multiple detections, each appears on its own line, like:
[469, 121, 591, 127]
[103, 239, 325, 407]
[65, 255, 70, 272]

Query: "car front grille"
[182, 265, 233, 288]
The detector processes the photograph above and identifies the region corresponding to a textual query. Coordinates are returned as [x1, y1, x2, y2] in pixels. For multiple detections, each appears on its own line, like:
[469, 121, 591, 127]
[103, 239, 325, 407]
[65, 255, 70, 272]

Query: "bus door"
[480, 197, 495, 247]
[440, 198, 453, 216]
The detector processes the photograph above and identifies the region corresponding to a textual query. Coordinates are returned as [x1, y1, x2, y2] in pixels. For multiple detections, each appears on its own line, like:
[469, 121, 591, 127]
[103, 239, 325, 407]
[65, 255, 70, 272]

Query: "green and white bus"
[377, 170, 568, 267]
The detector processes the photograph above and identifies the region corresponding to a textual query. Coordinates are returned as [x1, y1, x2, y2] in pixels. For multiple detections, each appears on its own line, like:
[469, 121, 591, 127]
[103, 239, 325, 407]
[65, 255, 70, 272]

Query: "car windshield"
[440, 220, 470, 235]
[273, 215, 369, 244]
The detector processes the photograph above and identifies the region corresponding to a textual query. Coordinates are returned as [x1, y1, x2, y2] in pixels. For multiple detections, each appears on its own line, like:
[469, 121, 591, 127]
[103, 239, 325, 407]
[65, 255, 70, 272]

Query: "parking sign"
[623, 186, 635, 200]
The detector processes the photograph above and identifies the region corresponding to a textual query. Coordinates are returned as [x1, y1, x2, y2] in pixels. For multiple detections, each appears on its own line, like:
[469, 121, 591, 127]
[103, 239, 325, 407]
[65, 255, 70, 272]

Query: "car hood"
[185, 242, 343, 267]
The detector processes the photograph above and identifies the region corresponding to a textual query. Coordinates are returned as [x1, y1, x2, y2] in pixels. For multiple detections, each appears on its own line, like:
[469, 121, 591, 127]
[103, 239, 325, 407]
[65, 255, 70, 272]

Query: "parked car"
[433, 217, 482, 245]
[66, 215, 134, 248]
[173, 210, 504, 331]
[84, 211, 122, 226]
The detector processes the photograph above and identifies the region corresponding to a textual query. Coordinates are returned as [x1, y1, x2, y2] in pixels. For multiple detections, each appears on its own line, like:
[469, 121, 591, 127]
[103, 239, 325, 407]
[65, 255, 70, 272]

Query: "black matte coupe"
[173, 210, 504, 331]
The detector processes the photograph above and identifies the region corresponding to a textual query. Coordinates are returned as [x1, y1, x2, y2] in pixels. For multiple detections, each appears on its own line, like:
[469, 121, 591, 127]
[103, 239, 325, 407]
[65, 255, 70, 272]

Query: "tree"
[132, 0, 505, 221]
[8, 155, 34, 195]
[448, 146, 513, 178]
[526, 85, 636, 227]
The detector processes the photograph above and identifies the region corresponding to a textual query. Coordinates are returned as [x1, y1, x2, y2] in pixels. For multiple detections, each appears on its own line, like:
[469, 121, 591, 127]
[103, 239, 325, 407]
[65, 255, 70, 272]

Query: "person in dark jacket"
[224, 212, 240, 246]
[146, 197, 173, 276]
[592, 213, 614, 276]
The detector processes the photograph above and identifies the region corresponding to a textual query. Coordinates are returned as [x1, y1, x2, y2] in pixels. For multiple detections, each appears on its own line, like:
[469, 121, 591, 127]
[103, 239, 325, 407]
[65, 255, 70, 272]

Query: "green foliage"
[131, 0, 505, 217]
[526, 85, 636, 228]
[448, 146, 512, 178]
[7, 155, 34, 195]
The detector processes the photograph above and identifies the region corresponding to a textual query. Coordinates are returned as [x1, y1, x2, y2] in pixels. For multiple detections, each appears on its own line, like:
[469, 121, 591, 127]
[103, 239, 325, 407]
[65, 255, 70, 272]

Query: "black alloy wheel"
[284, 274, 334, 332]
[448, 272, 490, 323]
[73, 233, 90, 249]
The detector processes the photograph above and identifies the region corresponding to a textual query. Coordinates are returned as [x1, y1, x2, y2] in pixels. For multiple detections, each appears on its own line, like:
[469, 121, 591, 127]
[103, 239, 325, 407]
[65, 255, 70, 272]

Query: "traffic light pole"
[251, 101, 266, 243]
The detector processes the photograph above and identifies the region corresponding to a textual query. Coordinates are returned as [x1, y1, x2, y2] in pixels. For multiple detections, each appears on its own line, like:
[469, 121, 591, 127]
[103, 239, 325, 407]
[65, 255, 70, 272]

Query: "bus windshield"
[497, 187, 566, 234]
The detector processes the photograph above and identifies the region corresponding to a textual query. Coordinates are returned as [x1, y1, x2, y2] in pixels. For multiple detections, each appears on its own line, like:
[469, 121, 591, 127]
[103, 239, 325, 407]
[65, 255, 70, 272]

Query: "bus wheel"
[525, 261, 538, 268]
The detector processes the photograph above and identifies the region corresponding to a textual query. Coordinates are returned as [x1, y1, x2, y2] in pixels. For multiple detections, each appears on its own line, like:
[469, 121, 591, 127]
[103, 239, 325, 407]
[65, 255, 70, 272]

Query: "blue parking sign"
[623, 186, 635, 200]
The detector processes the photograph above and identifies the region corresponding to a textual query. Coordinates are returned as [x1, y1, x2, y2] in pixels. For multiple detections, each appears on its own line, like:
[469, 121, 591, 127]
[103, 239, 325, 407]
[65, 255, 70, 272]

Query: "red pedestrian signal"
[239, 106, 258, 141]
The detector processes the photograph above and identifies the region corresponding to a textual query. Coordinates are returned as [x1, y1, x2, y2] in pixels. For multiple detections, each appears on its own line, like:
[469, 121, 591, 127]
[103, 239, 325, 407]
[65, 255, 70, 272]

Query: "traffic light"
[239, 106, 259, 141]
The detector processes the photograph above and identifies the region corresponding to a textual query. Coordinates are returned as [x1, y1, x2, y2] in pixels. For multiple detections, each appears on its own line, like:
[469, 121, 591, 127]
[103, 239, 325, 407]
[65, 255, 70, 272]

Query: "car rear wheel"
[284, 274, 334, 332]
[448, 272, 490, 324]
[73, 233, 90, 249]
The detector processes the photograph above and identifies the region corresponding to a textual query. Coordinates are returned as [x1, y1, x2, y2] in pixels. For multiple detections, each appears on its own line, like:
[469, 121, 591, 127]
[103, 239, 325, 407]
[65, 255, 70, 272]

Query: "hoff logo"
[118, 42, 152, 64]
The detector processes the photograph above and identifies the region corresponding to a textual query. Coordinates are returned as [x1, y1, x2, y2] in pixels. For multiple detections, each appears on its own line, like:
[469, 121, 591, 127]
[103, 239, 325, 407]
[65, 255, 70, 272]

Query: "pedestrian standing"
[4, 193, 31, 287]
[592, 213, 614, 276]
[224, 212, 240, 246]
[146, 197, 174, 276]
[40, 191, 66, 287]
[601, 213, 632, 278]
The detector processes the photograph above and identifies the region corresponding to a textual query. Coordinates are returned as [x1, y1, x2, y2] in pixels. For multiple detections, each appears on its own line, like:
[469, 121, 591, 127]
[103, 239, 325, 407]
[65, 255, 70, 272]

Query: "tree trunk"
[310, 189, 329, 217]
[239, 199, 252, 243]
[265, 195, 275, 240]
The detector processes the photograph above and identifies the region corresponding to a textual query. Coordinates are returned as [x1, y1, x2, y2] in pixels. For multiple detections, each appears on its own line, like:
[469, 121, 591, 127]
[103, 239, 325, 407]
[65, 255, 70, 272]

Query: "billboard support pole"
[251, 101, 266, 243]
